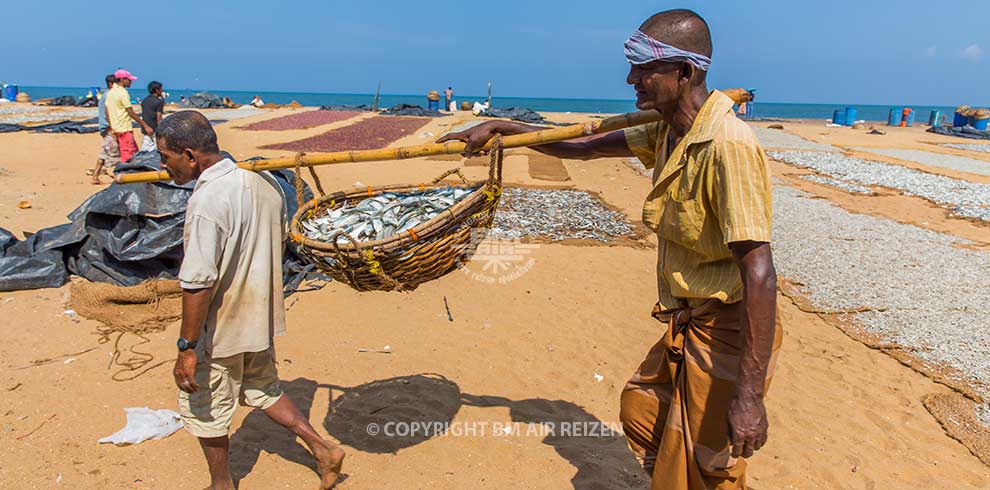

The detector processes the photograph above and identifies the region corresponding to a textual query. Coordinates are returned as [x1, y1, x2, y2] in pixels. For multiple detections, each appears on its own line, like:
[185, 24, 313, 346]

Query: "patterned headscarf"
[624, 29, 711, 71]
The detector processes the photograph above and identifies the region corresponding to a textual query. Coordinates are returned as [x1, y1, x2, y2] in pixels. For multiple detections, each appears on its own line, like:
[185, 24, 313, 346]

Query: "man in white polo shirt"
[156, 111, 344, 490]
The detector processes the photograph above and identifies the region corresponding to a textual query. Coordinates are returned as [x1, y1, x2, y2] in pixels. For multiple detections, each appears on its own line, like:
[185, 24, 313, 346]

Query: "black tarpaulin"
[0, 152, 325, 293]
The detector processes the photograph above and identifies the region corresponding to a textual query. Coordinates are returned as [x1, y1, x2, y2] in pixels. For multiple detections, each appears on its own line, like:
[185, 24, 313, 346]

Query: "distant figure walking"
[105, 68, 153, 164]
[445, 86, 454, 111]
[89, 74, 120, 185]
[140, 81, 165, 152]
[250, 95, 265, 107]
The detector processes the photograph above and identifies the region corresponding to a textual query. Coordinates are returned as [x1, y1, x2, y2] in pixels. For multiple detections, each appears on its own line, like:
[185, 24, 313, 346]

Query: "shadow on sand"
[229, 374, 647, 489]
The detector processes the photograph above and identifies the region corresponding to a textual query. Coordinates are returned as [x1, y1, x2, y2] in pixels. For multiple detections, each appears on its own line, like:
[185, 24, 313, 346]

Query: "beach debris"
[13, 347, 98, 370]
[868, 128, 886, 135]
[98, 408, 182, 446]
[358, 345, 392, 354]
[490, 188, 635, 242]
[300, 186, 476, 244]
[6, 382, 21, 391]
[62, 309, 76, 317]
[593, 372, 604, 383]
[17, 200, 31, 209]
[767, 124, 785, 130]
[443, 296, 453, 322]
[16, 414, 56, 441]
[63, 358, 75, 364]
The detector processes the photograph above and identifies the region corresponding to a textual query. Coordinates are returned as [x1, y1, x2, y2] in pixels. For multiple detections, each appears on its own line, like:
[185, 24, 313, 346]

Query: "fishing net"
[289, 137, 505, 291]
[70, 279, 182, 380]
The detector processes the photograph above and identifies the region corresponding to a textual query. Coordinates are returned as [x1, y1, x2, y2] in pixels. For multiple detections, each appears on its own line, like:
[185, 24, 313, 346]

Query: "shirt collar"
[679, 90, 735, 145]
[194, 158, 236, 189]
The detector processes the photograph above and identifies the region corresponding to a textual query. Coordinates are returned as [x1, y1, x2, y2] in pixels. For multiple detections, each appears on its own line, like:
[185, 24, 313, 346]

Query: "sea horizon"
[14, 85, 962, 123]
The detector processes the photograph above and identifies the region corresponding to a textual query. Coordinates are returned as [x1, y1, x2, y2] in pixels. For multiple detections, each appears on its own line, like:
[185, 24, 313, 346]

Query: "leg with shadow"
[230, 377, 343, 489]
[199, 435, 235, 490]
[264, 394, 345, 489]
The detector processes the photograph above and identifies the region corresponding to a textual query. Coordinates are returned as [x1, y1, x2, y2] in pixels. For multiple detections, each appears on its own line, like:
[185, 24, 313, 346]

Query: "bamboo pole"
[114, 110, 660, 184]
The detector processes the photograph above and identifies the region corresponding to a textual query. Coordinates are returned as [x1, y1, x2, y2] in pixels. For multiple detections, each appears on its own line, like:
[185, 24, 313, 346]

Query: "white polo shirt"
[178, 158, 288, 358]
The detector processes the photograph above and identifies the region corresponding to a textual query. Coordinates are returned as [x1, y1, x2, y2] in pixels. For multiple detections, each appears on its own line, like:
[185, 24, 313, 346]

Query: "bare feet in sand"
[312, 442, 345, 489]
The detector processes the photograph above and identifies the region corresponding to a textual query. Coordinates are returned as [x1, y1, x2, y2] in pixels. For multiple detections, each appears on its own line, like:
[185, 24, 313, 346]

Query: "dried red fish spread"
[263, 117, 431, 152]
[239, 110, 362, 131]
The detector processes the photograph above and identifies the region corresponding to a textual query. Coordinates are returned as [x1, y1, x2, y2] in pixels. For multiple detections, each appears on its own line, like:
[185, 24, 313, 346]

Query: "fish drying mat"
[289, 137, 505, 292]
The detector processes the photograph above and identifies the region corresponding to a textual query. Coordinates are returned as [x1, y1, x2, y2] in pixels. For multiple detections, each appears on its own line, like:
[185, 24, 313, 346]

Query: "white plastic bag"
[98, 407, 183, 446]
[472, 101, 490, 115]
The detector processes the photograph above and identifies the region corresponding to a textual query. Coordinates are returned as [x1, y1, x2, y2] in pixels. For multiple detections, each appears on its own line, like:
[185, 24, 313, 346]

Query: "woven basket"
[288, 138, 505, 291]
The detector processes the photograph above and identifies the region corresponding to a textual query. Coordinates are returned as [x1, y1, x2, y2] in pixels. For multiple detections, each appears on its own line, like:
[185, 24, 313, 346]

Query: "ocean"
[16, 86, 958, 123]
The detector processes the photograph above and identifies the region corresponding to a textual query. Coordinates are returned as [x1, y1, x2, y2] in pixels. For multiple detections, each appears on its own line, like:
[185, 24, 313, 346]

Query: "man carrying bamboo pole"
[439, 9, 780, 490]
[157, 111, 345, 490]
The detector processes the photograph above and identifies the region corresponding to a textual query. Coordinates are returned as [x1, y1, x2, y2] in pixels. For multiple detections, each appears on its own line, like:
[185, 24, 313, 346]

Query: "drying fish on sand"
[299, 186, 477, 244]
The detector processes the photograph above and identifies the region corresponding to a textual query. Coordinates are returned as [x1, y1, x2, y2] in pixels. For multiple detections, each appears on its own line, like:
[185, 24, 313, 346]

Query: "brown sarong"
[620, 300, 783, 490]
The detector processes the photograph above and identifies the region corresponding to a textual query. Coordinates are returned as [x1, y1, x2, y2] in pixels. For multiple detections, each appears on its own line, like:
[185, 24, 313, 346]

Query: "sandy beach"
[1, 104, 989, 489]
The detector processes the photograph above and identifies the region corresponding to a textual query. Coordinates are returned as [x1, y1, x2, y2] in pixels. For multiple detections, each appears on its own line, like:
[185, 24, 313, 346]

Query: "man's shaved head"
[640, 9, 712, 59]
[156, 110, 219, 154]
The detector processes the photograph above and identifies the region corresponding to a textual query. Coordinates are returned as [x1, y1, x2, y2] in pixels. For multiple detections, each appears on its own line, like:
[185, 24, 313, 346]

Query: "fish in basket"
[288, 138, 505, 292]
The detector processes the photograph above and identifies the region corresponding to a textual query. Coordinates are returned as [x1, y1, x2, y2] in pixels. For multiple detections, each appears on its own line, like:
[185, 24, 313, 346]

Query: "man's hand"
[728, 394, 768, 458]
[173, 350, 199, 393]
[436, 121, 510, 155]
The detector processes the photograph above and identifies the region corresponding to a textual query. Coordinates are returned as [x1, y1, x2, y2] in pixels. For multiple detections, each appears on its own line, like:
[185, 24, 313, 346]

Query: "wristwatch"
[177, 337, 198, 352]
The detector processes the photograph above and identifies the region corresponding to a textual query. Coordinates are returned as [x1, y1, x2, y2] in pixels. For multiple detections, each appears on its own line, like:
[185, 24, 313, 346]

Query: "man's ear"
[183, 148, 196, 163]
[679, 62, 695, 85]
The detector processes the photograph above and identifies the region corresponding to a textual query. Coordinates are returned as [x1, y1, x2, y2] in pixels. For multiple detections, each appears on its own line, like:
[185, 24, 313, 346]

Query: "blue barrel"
[928, 110, 943, 127]
[2, 84, 17, 101]
[832, 109, 846, 125]
[427, 100, 439, 112]
[904, 109, 915, 127]
[974, 114, 990, 131]
[888, 108, 903, 126]
[954, 108, 969, 127]
[844, 107, 857, 126]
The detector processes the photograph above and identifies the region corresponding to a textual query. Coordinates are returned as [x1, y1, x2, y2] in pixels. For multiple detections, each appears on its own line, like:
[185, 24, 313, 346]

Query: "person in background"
[158, 111, 345, 490]
[250, 94, 265, 107]
[141, 80, 165, 152]
[105, 68, 153, 163]
[445, 86, 454, 111]
[89, 74, 120, 184]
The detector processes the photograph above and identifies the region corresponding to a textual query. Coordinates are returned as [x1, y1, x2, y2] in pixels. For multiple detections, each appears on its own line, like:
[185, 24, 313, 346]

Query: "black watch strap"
[177, 337, 198, 351]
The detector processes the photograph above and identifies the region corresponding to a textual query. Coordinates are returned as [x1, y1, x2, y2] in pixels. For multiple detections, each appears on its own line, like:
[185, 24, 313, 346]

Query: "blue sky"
[4, 1, 988, 105]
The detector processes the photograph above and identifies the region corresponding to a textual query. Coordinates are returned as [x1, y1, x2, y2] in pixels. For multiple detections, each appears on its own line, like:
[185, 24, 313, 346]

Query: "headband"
[624, 29, 711, 71]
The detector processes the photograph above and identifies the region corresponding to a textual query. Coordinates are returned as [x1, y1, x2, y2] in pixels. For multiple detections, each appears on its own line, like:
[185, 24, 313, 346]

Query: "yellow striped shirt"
[624, 90, 772, 310]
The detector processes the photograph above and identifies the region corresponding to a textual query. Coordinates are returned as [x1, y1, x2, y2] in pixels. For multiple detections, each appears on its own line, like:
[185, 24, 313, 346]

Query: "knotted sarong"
[620, 300, 782, 490]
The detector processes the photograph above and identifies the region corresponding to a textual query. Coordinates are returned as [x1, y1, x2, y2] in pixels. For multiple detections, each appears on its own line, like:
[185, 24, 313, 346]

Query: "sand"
[0, 108, 988, 488]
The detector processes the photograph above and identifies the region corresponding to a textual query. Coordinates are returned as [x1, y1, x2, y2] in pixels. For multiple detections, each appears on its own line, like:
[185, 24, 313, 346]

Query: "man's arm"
[436, 120, 634, 160]
[727, 240, 777, 458]
[173, 286, 212, 393]
[126, 105, 153, 134]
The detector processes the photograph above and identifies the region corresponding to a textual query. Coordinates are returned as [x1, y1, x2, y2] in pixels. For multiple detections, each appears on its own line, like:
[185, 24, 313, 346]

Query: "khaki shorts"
[177, 347, 283, 438]
[97, 131, 120, 164]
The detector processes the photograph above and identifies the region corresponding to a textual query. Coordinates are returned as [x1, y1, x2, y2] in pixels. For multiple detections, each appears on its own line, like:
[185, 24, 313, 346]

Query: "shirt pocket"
[657, 190, 705, 249]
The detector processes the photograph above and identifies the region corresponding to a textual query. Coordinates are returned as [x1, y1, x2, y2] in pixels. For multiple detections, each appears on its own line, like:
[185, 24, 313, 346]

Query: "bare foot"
[312, 442, 345, 489]
[91, 176, 103, 185]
